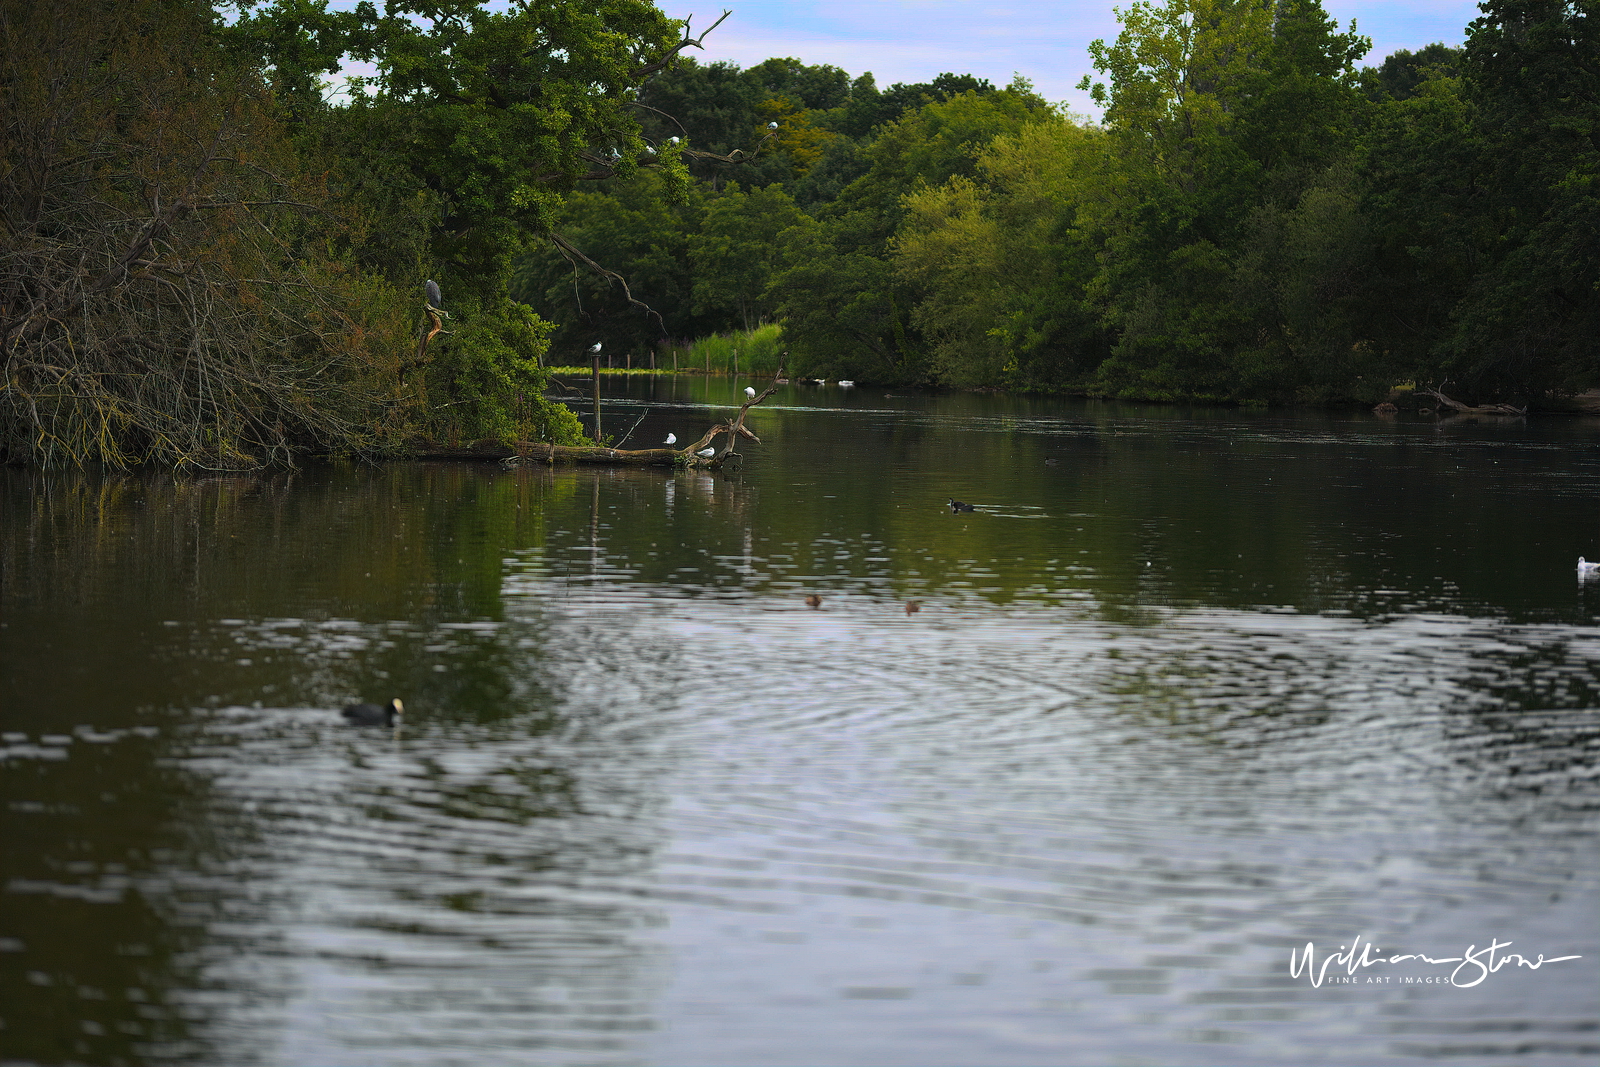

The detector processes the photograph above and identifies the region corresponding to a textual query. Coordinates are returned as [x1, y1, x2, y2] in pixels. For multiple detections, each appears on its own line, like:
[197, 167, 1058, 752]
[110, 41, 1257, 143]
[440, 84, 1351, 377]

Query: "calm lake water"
[3, 378, 1598, 1066]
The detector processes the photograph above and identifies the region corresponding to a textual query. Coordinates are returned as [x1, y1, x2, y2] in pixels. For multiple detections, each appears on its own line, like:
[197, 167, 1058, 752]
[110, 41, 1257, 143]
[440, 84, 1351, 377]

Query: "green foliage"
[690, 184, 811, 331]
[771, 81, 1060, 384]
[1359, 43, 1463, 101]
[511, 172, 710, 360]
[664, 325, 785, 376]
[1077, 0, 1374, 401]
[218, 0, 704, 447]
[894, 121, 1109, 389]
[1446, 0, 1600, 395]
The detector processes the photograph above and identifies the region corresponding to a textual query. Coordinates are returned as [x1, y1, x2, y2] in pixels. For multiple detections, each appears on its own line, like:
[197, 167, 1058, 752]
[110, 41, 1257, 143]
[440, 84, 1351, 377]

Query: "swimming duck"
[805, 594, 822, 609]
[949, 498, 976, 513]
[342, 698, 403, 727]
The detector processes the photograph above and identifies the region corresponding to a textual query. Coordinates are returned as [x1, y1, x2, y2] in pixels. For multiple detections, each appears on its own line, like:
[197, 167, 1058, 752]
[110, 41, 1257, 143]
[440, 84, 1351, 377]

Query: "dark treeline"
[1, 0, 705, 468]
[518, 0, 1598, 407]
[2, 0, 1595, 471]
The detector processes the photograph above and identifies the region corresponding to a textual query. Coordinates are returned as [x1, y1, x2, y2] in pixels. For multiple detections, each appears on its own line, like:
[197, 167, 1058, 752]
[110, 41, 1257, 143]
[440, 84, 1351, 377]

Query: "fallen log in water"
[1417, 386, 1526, 417]
[412, 377, 779, 468]
[411, 440, 682, 465]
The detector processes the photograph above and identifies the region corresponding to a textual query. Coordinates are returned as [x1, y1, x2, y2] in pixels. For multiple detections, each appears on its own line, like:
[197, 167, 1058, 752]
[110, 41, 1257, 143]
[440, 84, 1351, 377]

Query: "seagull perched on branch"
[697, 447, 715, 458]
[665, 433, 677, 445]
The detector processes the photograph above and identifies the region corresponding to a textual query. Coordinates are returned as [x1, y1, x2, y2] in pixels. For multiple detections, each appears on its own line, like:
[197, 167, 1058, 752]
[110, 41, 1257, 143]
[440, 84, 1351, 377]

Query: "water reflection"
[2, 391, 1598, 1065]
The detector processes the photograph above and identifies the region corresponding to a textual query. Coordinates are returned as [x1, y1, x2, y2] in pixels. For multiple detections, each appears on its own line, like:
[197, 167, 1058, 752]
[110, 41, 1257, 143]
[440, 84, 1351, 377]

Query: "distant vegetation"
[2, 0, 1594, 469]
[517, 0, 1598, 408]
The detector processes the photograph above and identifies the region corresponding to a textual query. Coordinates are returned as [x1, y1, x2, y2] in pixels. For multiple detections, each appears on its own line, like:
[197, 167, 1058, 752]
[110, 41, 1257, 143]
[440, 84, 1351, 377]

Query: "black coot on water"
[342, 698, 404, 727]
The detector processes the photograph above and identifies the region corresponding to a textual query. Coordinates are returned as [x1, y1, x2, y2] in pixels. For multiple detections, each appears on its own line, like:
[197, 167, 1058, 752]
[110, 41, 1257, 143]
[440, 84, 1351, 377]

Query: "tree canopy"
[5, 0, 1595, 472]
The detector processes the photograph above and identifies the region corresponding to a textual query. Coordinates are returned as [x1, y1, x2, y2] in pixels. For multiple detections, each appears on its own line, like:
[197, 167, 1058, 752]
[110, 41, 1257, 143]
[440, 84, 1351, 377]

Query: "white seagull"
[1580, 557, 1599, 574]
[744, 386, 756, 399]
[665, 432, 677, 445]
[696, 447, 715, 458]
[589, 342, 602, 353]
[838, 380, 855, 387]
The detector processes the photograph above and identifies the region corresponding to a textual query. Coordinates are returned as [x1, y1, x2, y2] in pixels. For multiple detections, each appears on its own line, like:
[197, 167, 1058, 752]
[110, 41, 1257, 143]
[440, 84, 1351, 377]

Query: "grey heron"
[425, 280, 448, 316]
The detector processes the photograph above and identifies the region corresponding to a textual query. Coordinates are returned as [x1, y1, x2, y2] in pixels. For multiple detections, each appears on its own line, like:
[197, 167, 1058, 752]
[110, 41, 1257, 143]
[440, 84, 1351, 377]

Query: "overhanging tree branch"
[548, 229, 666, 334]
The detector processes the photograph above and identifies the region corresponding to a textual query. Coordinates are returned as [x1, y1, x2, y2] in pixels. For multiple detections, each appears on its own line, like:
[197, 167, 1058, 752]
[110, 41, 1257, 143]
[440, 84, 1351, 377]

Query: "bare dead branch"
[548, 229, 665, 335]
[1419, 385, 1527, 417]
[635, 9, 732, 81]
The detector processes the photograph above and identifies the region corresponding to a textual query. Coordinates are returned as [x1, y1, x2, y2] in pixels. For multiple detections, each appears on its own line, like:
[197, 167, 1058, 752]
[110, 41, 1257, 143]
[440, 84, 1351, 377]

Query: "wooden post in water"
[592, 347, 602, 444]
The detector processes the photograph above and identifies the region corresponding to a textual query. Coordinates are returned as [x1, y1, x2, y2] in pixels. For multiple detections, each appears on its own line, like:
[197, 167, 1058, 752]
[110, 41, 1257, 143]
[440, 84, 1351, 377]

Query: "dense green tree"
[690, 185, 811, 332]
[1355, 72, 1482, 385]
[225, 0, 699, 441]
[1446, 0, 1599, 396]
[772, 80, 1056, 382]
[894, 120, 1109, 388]
[769, 219, 909, 382]
[828, 72, 998, 138]
[1077, 0, 1371, 401]
[1360, 42, 1463, 101]
[510, 173, 710, 362]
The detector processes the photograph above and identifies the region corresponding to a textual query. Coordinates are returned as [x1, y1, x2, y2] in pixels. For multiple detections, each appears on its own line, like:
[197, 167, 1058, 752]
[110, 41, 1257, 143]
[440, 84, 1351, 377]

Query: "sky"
[663, 0, 1487, 116]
